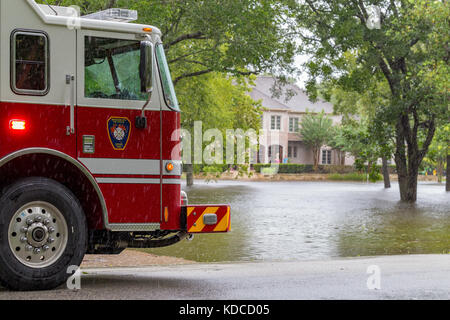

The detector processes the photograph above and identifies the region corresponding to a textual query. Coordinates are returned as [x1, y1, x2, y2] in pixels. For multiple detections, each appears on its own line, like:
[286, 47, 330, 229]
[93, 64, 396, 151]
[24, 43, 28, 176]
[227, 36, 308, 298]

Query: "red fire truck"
[0, 0, 230, 291]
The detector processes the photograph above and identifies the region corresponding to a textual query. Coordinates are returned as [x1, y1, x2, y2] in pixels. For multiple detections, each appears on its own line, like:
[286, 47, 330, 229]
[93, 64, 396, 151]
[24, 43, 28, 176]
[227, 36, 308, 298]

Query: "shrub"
[253, 164, 354, 174]
[328, 173, 367, 181]
[184, 164, 230, 174]
[368, 165, 382, 182]
[253, 163, 314, 174]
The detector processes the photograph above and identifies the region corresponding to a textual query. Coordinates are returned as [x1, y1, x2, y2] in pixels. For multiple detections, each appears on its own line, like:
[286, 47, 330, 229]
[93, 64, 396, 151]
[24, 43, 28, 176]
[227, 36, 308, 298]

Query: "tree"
[327, 125, 346, 165]
[293, 0, 450, 202]
[177, 73, 262, 185]
[331, 120, 383, 182]
[42, 0, 297, 81]
[298, 111, 333, 171]
[447, 154, 450, 192]
[323, 61, 394, 188]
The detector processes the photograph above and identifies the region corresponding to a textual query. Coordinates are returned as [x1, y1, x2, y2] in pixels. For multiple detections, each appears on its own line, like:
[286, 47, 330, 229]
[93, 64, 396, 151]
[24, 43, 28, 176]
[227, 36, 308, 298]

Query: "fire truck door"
[62, 29, 77, 156]
[75, 30, 162, 228]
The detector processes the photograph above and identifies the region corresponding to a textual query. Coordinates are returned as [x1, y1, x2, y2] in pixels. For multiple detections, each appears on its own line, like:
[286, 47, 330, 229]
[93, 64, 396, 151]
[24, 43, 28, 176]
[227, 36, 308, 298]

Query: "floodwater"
[148, 180, 450, 262]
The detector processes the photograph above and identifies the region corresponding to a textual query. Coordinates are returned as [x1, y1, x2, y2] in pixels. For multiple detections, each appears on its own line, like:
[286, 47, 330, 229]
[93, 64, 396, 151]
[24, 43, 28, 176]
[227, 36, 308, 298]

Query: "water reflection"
[147, 181, 449, 262]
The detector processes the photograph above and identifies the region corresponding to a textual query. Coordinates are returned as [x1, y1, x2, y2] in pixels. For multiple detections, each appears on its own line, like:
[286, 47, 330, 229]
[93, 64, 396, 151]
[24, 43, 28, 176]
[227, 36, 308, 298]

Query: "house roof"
[249, 76, 334, 114]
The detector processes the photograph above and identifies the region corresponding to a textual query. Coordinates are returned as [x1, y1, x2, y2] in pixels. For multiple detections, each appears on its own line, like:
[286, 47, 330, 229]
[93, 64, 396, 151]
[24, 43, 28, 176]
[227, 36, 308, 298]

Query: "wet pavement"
[149, 180, 450, 262]
[0, 254, 448, 299]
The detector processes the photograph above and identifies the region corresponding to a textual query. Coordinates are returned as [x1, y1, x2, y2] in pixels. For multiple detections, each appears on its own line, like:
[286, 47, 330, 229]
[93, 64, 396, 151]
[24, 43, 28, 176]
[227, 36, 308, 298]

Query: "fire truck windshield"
[84, 36, 147, 101]
[155, 43, 180, 111]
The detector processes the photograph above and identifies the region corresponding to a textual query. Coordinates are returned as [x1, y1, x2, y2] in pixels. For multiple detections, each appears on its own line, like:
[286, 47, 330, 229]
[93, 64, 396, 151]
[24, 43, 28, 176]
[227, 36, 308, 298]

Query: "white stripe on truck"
[78, 158, 160, 175]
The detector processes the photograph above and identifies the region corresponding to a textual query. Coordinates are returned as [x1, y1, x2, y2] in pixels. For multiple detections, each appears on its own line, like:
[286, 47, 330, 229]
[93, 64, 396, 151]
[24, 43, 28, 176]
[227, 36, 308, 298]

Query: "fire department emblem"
[107, 117, 131, 150]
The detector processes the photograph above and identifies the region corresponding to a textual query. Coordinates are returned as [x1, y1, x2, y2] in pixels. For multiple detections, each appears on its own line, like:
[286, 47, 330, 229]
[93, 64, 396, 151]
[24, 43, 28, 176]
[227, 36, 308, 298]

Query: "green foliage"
[178, 73, 263, 169]
[188, 164, 230, 175]
[330, 119, 385, 174]
[254, 163, 314, 174]
[368, 166, 382, 183]
[40, 0, 297, 84]
[293, 0, 450, 201]
[423, 124, 450, 182]
[298, 111, 334, 170]
[329, 171, 381, 183]
[328, 173, 367, 182]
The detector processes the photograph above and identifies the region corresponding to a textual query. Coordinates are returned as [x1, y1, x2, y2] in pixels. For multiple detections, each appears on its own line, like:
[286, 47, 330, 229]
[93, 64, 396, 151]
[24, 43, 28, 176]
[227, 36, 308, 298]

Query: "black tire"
[0, 177, 87, 291]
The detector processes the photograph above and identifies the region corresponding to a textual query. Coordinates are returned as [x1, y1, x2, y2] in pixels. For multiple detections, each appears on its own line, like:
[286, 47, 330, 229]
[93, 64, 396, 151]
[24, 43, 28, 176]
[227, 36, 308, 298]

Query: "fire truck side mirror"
[139, 40, 154, 94]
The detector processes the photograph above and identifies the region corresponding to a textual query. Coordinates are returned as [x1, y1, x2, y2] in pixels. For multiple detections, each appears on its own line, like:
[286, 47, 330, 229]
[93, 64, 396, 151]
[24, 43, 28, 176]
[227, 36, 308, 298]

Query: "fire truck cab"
[0, 0, 230, 291]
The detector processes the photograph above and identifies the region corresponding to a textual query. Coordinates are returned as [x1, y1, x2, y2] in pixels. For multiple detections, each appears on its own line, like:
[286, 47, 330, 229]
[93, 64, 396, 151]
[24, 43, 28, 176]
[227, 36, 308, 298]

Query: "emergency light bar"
[83, 8, 138, 23]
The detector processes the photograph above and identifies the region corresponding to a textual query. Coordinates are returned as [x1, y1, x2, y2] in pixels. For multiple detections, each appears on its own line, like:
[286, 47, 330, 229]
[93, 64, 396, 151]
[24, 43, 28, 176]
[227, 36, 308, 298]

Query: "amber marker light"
[164, 207, 169, 222]
[9, 119, 26, 131]
[166, 162, 174, 172]
[143, 27, 152, 32]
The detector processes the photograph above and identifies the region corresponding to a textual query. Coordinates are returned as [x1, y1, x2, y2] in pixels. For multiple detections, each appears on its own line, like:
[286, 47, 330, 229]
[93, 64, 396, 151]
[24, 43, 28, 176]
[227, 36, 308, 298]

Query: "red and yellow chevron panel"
[186, 205, 231, 233]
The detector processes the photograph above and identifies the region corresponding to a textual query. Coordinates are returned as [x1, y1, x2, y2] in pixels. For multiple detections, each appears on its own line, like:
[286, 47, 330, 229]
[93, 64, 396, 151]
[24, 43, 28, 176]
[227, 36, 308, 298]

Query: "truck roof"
[28, 0, 161, 36]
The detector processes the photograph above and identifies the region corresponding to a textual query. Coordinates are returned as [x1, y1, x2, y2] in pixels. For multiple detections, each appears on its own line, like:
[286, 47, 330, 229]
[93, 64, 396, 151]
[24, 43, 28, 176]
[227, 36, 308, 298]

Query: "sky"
[294, 54, 310, 89]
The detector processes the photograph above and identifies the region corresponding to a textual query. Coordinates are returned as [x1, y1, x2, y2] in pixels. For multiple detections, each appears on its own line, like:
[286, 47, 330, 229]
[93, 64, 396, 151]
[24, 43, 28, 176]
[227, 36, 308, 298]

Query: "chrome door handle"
[66, 74, 75, 135]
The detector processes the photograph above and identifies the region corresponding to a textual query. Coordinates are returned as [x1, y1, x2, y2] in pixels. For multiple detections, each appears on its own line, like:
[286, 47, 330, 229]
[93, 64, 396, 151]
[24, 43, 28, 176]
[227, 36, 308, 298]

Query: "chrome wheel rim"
[8, 201, 68, 268]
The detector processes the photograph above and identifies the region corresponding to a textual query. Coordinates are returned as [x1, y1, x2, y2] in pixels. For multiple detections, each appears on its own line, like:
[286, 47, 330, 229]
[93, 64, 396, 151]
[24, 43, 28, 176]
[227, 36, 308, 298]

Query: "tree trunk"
[396, 159, 418, 202]
[446, 153, 450, 192]
[436, 160, 444, 183]
[381, 157, 391, 189]
[394, 121, 418, 202]
[185, 163, 194, 186]
[313, 147, 319, 171]
[107, 0, 117, 8]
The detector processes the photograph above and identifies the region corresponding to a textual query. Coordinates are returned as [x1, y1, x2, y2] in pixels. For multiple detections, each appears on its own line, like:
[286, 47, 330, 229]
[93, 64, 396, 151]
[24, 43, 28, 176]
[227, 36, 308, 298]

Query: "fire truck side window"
[84, 36, 146, 101]
[11, 30, 49, 95]
[155, 44, 179, 111]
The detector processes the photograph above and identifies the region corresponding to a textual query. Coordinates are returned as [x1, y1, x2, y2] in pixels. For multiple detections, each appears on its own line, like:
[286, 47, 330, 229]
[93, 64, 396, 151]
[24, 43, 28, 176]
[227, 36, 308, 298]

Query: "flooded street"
[148, 181, 450, 262]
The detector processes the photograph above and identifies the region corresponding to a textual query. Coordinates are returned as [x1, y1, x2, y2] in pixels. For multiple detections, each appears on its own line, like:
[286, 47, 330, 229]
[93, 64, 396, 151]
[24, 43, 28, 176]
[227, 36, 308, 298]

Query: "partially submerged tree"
[293, 0, 450, 202]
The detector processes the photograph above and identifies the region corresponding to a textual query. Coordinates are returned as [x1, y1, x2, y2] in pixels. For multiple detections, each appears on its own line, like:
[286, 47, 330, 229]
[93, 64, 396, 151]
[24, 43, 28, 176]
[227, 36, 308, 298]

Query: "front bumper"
[183, 205, 231, 233]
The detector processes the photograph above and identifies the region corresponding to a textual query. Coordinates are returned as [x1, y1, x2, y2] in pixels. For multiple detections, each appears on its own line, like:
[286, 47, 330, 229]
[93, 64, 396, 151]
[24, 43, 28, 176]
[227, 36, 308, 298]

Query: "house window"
[288, 146, 298, 158]
[271, 115, 281, 130]
[322, 150, 332, 165]
[11, 30, 49, 95]
[289, 117, 299, 132]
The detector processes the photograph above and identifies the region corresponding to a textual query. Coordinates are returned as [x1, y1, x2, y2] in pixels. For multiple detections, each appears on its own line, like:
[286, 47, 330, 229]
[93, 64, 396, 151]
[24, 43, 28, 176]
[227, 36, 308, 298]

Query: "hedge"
[182, 163, 392, 175]
[252, 164, 355, 174]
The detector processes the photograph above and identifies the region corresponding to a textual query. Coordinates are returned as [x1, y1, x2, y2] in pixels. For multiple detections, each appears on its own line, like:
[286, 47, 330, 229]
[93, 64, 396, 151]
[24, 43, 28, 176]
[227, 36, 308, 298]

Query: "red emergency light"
[9, 119, 27, 131]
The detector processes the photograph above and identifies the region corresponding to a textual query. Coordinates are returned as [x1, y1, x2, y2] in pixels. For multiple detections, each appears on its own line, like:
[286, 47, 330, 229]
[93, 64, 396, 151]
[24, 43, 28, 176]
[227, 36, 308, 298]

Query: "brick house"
[249, 76, 354, 166]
